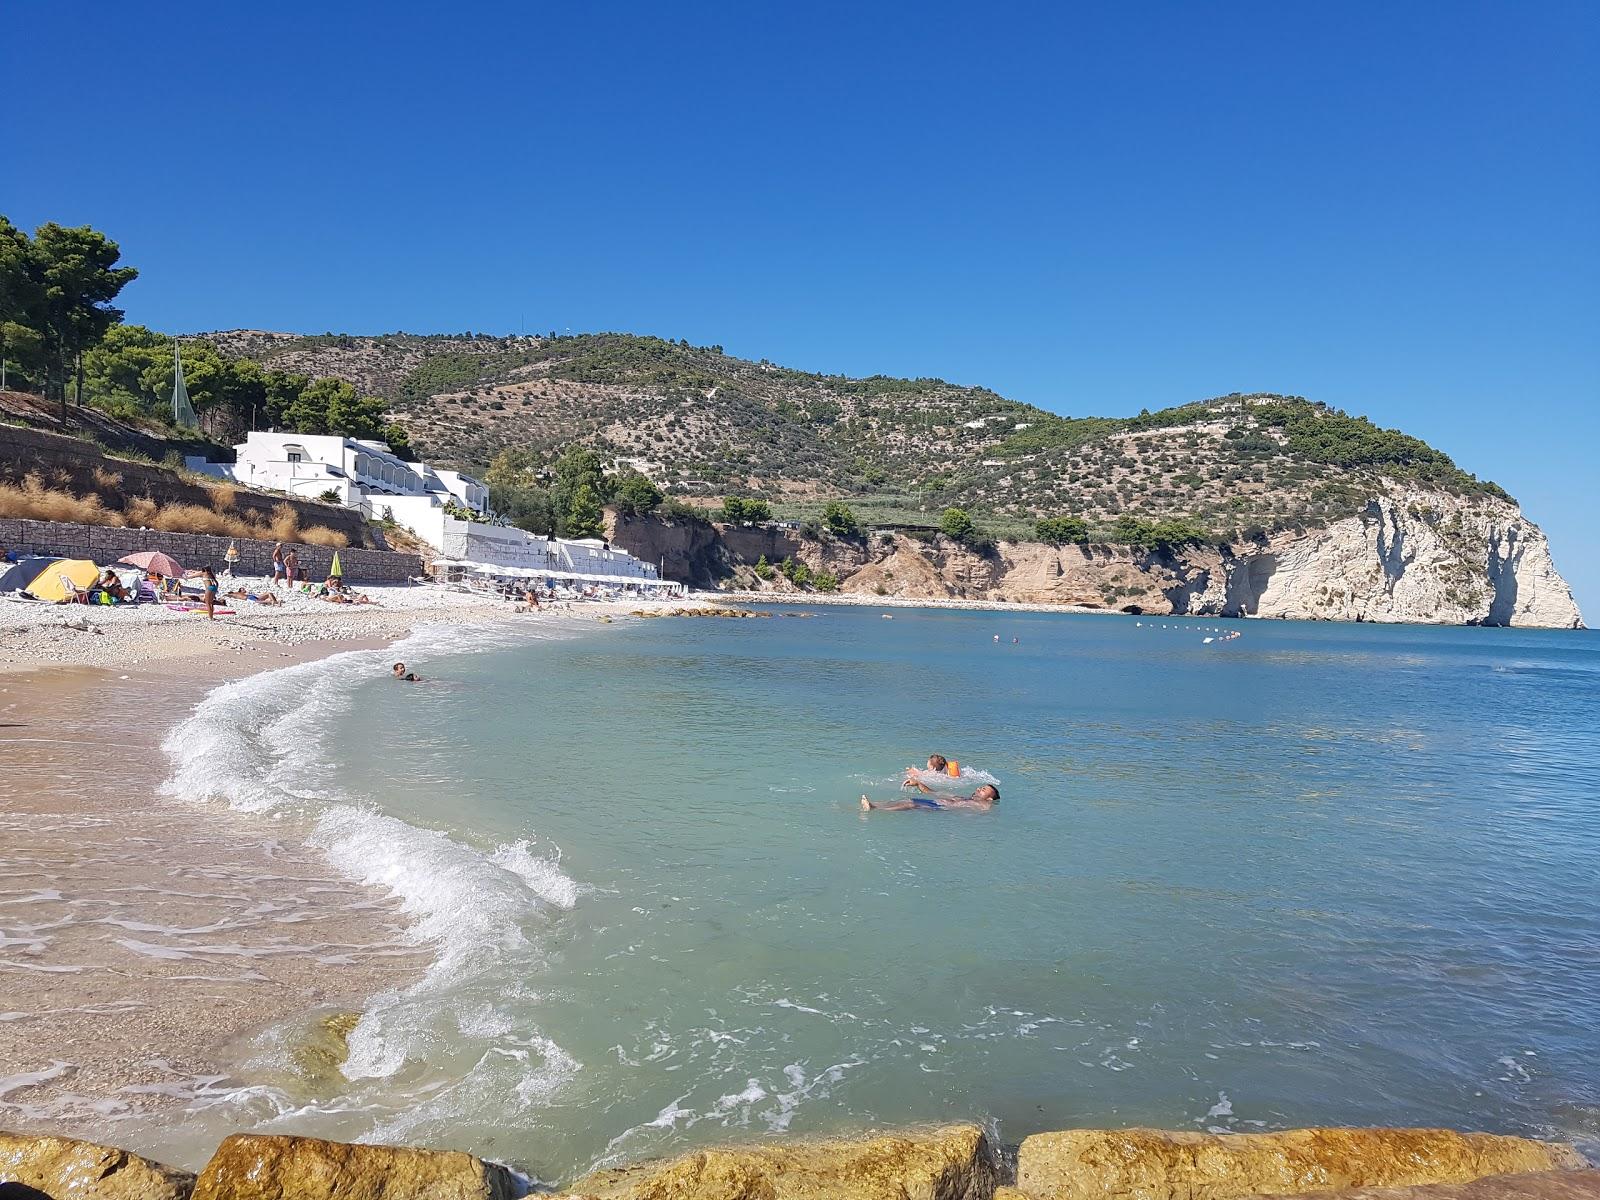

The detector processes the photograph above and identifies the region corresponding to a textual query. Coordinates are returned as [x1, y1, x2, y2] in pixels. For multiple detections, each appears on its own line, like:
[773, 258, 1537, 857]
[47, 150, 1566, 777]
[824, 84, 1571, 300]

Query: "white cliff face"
[641, 484, 1583, 629]
[1234, 488, 1583, 628]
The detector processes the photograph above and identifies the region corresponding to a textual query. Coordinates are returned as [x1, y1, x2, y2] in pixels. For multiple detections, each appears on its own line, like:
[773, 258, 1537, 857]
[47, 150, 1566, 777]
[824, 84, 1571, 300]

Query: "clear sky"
[6, 2, 1596, 615]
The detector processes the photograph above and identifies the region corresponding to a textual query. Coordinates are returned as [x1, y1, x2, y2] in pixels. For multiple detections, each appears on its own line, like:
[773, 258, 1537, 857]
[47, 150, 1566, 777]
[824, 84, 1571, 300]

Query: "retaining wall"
[0, 519, 423, 585]
[0, 422, 371, 546]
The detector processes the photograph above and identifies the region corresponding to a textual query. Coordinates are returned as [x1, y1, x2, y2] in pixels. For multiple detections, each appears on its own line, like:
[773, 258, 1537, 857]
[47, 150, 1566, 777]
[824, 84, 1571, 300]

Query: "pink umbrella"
[118, 550, 186, 577]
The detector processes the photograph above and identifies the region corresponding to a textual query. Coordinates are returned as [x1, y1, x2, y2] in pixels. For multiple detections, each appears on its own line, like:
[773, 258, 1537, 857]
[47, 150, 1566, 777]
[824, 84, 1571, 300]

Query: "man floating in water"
[861, 778, 1000, 813]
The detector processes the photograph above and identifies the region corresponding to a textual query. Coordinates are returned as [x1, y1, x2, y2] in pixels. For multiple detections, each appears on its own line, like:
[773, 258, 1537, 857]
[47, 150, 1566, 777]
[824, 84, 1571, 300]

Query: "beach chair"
[59, 573, 91, 604]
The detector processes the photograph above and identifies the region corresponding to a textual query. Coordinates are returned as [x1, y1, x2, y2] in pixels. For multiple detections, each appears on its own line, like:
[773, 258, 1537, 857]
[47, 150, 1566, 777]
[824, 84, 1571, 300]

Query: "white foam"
[0, 1060, 75, 1099]
[157, 621, 586, 1126]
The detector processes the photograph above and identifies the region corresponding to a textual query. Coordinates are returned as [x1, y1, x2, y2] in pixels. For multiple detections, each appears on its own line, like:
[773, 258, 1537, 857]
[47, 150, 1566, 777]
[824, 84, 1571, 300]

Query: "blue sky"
[6, 2, 1596, 614]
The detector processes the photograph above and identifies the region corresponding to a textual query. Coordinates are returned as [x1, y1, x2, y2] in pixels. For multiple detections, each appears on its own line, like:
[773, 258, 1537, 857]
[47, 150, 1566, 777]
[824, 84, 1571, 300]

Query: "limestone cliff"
[609, 486, 1583, 629]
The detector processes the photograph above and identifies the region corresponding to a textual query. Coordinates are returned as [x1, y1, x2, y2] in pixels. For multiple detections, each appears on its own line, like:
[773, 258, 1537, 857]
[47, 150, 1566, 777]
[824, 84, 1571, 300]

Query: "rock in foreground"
[0, 1130, 194, 1199]
[1252, 1169, 1600, 1200]
[1014, 1128, 1584, 1200]
[559, 1123, 996, 1199]
[189, 1134, 518, 1200]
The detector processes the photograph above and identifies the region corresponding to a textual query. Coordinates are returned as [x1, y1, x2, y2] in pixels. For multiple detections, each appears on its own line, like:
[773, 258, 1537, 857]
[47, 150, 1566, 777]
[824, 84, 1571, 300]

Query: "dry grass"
[298, 524, 348, 548]
[0, 473, 349, 548]
[208, 482, 239, 513]
[0, 474, 125, 527]
[92, 466, 123, 490]
[265, 503, 301, 543]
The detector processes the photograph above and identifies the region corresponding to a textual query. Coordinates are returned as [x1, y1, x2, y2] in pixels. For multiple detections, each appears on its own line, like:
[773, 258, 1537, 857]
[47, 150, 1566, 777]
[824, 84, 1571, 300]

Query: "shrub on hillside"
[1035, 515, 1089, 545]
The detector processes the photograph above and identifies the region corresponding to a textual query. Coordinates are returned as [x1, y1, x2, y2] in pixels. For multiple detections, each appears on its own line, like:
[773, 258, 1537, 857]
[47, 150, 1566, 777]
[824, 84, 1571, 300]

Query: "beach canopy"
[0, 557, 101, 601]
[118, 550, 185, 577]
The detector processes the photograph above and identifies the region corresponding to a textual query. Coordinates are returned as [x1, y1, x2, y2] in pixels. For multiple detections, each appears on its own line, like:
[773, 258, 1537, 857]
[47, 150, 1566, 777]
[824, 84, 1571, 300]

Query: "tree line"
[0, 216, 410, 452]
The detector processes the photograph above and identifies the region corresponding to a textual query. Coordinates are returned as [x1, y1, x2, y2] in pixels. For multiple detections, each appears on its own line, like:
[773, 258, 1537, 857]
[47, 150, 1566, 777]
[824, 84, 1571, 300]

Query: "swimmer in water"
[862, 781, 999, 813]
[904, 753, 952, 785]
[391, 662, 423, 682]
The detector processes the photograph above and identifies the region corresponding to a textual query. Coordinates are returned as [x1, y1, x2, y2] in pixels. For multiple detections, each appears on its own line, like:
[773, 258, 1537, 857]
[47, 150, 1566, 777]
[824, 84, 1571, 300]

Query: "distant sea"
[158, 607, 1600, 1184]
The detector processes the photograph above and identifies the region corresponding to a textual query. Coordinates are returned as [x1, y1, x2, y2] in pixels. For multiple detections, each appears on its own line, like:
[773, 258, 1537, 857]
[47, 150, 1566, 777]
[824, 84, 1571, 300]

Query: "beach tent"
[0, 556, 60, 593]
[0, 557, 101, 601]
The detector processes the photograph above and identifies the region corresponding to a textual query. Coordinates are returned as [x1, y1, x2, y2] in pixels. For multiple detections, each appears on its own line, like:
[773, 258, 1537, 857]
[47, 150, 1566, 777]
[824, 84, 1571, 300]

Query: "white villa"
[187, 431, 681, 594]
[194, 431, 490, 514]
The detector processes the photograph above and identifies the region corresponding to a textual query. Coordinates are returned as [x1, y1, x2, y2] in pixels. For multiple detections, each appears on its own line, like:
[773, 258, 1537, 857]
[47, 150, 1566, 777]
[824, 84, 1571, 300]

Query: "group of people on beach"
[268, 543, 303, 586]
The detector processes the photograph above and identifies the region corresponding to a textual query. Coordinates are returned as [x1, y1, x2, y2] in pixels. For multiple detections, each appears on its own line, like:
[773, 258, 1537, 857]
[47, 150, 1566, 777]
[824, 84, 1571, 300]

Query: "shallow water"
[148, 609, 1600, 1178]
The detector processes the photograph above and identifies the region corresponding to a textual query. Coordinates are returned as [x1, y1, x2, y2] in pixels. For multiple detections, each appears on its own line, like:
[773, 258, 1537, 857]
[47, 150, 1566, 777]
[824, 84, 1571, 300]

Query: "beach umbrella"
[5, 557, 101, 602]
[117, 550, 186, 577]
[330, 550, 343, 578]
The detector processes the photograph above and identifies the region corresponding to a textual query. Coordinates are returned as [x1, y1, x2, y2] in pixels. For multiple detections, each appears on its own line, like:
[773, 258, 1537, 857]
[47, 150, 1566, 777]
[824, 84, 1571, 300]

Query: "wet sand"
[0, 592, 711, 1157]
[0, 645, 424, 1144]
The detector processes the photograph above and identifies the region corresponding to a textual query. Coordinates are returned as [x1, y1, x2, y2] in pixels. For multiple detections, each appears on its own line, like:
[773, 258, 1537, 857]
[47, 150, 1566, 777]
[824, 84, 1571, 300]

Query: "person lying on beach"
[226, 588, 282, 606]
[392, 662, 423, 682]
[862, 781, 1000, 813]
[321, 577, 375, 605]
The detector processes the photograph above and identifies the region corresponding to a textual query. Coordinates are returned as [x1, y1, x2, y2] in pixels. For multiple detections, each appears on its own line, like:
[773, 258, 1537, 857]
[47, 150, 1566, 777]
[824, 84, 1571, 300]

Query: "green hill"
[201, 330, 1507, 544]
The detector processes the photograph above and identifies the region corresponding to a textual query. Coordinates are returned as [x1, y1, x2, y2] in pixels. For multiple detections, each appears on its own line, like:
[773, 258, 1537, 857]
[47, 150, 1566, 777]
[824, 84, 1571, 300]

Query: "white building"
[188, 431, 679, 592]
[192, 432, 489, 514]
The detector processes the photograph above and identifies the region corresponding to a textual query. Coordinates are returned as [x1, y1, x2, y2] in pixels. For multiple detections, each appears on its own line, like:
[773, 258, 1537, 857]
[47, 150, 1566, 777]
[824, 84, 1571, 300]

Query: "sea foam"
[158, 622, 584, 1129]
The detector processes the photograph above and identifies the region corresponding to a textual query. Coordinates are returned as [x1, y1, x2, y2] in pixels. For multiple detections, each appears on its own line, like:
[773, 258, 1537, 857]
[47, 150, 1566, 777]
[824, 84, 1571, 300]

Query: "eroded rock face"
[612, 482, 1584, 629]
[1235, 492, 1583, 628]
[559, 1123, 997, 1200]
[1245, 1168, 1600, 1200]
[189, 1134, 517, 1200]
[0, 1130, 194, 1199]
[1013, 1127, 1584, 1200]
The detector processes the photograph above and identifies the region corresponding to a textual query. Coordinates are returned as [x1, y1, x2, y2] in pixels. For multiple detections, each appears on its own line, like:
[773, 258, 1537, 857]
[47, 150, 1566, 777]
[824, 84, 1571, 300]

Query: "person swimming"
[904, 754, 961, 786]
[391, 662, 423, 682]
[862, 780, 999, 813]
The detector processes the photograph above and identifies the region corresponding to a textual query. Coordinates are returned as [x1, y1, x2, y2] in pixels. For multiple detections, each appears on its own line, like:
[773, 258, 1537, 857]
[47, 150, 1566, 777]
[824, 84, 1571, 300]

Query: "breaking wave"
[158, 622, 583, 1144]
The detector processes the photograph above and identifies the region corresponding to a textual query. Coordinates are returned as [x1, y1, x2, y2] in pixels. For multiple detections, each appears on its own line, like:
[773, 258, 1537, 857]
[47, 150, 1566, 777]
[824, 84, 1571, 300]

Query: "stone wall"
[0, 518, 423, 585]
[0, 421, 370, 546]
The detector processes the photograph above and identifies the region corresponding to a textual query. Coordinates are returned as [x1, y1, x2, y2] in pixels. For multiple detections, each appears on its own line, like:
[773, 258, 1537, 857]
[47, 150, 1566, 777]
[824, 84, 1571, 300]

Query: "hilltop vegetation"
[196, 329, 1511, 546]
[0, 215, 1515, 553]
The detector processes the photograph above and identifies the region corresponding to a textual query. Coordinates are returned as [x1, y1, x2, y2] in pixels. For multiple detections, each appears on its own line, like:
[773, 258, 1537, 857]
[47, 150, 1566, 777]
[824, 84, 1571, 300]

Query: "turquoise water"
[168, 608, 1600, 1182]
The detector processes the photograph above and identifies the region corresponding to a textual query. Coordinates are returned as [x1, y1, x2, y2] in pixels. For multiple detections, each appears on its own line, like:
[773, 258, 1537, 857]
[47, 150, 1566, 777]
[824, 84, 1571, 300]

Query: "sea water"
[160, 608, 1600, 1181]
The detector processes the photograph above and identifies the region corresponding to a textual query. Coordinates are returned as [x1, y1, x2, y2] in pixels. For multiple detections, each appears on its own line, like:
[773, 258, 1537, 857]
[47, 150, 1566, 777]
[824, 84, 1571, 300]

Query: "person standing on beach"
[283, 547, 300, 586]
[271, 543, 286, 587]
[200, 566, 220, 620]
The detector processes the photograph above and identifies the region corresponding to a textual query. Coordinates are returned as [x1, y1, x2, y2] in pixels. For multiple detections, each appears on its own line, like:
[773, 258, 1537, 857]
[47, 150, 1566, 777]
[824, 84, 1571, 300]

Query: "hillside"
[197, 331, 1508, 543]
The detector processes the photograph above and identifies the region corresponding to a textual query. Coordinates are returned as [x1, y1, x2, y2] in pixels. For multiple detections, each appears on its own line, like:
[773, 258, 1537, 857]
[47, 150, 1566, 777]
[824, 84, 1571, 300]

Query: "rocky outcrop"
[1233, 492, 1581, 627]
[189, 1134, 518, 1200]
[1242, 1170, 1600, 1200]
[609, 484, 1584, 628]
[558, 1123, 997, 1200]
[1011, 1127, 1584, 1200]
[0, 1130, 194, 1199]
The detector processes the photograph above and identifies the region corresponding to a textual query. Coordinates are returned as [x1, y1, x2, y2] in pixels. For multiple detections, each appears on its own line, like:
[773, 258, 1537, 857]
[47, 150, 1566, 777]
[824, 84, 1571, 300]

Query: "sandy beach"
[0, 582, 703, 1157]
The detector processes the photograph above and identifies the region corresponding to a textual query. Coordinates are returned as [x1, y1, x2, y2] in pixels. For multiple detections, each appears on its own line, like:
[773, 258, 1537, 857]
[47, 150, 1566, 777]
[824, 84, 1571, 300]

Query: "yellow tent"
[27, 558, 102, 602]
